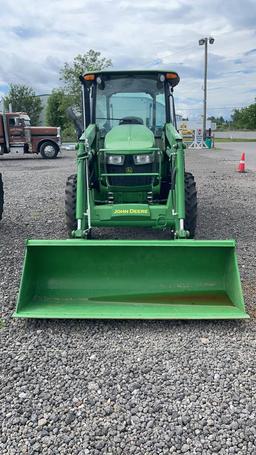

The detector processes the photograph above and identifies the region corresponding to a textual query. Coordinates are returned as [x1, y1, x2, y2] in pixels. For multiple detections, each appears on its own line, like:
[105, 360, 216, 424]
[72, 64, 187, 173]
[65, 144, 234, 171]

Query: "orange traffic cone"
[237, 152, 245, 173]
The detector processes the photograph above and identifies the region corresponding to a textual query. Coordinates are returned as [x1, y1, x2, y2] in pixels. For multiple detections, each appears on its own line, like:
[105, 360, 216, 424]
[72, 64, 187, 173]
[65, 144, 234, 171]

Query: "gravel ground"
[1, 146, 256, 455]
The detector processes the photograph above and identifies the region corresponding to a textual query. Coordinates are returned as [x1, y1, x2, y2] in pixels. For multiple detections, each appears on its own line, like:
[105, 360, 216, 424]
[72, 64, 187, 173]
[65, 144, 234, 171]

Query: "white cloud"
[0, 0, 255, 118]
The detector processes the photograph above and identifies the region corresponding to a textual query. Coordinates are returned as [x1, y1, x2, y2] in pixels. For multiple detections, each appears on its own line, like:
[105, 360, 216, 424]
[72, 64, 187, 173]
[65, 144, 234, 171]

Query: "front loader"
[14, 70, 248, 319]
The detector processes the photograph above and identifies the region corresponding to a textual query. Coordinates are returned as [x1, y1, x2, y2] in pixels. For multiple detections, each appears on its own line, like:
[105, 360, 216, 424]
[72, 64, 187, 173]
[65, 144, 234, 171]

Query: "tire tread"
[184, 172, 197, 238]
[65, 174, 77, 236]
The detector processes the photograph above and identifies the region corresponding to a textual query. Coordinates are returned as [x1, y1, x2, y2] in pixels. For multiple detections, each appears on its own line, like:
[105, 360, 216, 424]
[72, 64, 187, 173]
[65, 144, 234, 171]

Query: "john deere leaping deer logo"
[125, 167, 133, 173]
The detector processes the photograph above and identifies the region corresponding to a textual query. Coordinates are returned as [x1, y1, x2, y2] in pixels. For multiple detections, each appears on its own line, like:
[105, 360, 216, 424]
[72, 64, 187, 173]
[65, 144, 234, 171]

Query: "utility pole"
[199, 37, 215, 139]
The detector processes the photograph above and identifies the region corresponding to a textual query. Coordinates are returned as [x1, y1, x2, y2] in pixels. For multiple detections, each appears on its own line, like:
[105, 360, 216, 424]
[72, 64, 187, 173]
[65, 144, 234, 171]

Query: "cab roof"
[4, 112, 28, 116]
[81, 70, 180, 87]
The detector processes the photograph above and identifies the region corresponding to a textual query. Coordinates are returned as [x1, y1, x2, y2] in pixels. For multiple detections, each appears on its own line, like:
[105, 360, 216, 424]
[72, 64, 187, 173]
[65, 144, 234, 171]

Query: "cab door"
[8, 116, 25, 145]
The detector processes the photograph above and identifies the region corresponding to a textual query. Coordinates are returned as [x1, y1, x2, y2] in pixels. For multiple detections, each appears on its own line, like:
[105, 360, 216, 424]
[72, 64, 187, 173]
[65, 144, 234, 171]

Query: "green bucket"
[13, 239, 248, 320]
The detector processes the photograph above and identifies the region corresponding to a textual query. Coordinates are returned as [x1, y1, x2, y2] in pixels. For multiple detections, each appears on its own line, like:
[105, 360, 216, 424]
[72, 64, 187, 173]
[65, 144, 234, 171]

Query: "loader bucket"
[14, 239, 248, 320]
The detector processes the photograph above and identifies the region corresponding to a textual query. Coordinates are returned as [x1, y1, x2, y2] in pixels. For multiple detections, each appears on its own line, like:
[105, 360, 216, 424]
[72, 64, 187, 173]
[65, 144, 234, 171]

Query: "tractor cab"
[81, 70, 179, 135]
[80, 71, 180, 196]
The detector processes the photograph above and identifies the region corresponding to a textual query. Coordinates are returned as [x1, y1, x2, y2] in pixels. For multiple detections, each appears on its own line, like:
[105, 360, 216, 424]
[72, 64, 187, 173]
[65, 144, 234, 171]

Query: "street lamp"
[199, 36, 215, 139]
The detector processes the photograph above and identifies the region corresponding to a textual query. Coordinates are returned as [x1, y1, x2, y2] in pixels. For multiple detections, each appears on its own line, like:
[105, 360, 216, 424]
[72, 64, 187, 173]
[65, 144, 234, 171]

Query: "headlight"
[107, 155, 125, 165]
[133, 154, 153, 165]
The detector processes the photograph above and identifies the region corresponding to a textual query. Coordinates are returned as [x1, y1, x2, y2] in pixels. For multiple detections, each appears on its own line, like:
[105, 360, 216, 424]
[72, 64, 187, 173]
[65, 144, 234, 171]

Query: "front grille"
[107, 155, 153, 186]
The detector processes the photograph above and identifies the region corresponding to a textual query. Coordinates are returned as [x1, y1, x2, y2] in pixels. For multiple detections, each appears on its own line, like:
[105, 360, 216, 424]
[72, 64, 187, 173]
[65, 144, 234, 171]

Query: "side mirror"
[66, 107, 83, 139]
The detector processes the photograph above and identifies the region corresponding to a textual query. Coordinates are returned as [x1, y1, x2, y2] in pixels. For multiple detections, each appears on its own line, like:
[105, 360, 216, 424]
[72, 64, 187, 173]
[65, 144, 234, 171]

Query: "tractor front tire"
[65, 174, 77, 236]
[184, 172, 197, 238]
[0, 173, 4, 221]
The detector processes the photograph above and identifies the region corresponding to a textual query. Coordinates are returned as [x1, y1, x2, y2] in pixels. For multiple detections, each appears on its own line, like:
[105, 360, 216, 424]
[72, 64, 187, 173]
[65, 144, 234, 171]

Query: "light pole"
[199, 36, 214, 139]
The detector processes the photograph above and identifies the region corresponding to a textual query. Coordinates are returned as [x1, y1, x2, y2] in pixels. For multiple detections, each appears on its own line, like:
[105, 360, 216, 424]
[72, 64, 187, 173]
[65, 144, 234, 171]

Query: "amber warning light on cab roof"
[166, 73, 177, 79]
[84, 74, 95, 81]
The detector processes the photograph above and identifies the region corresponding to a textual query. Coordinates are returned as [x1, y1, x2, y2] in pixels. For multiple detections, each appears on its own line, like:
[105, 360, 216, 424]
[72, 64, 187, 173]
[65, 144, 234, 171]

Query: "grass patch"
[215, 138, 256, 143]
[62, 137, 77, 143]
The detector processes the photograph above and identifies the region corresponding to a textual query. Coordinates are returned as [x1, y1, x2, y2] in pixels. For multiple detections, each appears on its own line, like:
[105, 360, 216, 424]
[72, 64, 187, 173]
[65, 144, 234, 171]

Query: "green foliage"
[46, 89, 74, 130]
[46, 89, 79, 140]
[231, 103, 256, 129]
[207, 116, 227, 127]
[4, 84, 43, 125]
[46, 89, 66, 128]
[45, 50, 112, 137]
[209, 104, 256, 130]
[62, 124, 77, 142]
[60, 49, 112, 107]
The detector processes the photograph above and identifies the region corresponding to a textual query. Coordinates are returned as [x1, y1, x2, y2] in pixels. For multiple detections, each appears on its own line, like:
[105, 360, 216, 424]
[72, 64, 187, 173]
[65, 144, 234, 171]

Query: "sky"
[0, 0, 255, 119]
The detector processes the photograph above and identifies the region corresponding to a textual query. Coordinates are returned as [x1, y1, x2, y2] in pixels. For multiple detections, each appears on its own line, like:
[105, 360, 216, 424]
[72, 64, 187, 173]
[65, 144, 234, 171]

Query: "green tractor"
[65, 71, 196, 240]
[14, 70, 248, 319]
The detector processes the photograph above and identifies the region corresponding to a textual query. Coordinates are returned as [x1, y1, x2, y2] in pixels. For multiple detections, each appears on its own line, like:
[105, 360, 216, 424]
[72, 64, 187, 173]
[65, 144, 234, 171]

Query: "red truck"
[0, 112, 61, 159]
[0, 172, 3, 220]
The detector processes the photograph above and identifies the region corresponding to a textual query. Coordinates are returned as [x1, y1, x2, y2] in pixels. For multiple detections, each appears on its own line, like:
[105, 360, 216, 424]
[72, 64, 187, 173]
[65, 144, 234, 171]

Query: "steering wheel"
[119, 116, 144, 125]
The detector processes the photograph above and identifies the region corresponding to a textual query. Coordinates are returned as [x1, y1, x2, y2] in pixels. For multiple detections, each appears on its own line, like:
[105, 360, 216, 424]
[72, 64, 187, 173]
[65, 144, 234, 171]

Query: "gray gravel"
[1, 146, 256, 454]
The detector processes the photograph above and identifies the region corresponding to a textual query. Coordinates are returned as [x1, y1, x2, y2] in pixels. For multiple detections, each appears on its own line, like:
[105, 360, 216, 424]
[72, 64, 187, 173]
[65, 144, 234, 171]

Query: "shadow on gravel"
[21, 166, 54, 171]
[0, 156, 62, 161]
[23, 318, 249, 334]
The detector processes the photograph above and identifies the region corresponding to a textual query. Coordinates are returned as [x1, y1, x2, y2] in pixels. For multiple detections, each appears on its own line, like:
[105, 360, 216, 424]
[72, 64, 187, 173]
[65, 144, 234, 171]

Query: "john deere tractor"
[14, 70, 248, 320]
[65, 71, 196, 240]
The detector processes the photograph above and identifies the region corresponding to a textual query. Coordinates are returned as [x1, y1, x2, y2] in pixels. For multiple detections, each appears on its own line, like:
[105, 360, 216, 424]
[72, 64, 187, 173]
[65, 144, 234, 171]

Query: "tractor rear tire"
[0, 173, 4, 221]
[65, 174, 77, 236]
[184, 172, 197, 238]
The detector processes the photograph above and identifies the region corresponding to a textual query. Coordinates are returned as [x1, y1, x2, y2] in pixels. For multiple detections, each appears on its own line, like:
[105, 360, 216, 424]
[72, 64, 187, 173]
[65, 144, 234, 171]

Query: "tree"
[231, 103, 256, 129]
[246, 104, 256, 129]
[207, 116, 226, 125]
[46, 89, 70, 129]
[4, 84, 42, 125]
[46, 89, 76, 139]
[60, 49, 112, 106]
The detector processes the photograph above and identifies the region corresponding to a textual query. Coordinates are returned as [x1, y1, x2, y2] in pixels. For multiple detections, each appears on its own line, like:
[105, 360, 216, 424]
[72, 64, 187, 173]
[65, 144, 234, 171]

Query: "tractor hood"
[105, 125, 154, 152]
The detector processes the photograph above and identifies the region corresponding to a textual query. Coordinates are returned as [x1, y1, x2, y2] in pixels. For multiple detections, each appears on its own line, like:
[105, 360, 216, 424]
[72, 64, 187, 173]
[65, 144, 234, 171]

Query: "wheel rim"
[43, 145, 56, 158]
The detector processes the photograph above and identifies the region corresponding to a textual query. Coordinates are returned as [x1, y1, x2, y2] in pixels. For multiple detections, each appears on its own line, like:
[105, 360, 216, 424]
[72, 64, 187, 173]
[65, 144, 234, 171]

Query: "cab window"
[9, 117, 23, 127]
[9, 118, 16, 127]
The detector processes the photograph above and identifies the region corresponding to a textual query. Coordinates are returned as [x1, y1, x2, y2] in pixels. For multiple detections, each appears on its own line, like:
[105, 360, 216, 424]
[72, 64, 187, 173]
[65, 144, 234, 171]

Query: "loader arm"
[165, 123, 186, 238]
[75, 125, 97, 236]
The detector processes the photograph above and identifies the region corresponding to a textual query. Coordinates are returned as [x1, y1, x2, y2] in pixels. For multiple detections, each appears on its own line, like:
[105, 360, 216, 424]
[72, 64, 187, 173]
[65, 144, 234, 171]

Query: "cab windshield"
[95, 74, 167, 133]
[20, 115, 31, 127]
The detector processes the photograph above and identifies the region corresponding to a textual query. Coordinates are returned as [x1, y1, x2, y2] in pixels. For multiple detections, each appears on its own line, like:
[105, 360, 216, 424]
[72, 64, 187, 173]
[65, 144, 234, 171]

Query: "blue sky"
[0, 0, 255, 119]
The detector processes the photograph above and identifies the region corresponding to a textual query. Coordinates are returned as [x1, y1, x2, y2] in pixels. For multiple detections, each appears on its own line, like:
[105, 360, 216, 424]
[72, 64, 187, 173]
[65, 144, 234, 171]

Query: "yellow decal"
[125, 167, 133, 173]
[113, 208, 149, 215]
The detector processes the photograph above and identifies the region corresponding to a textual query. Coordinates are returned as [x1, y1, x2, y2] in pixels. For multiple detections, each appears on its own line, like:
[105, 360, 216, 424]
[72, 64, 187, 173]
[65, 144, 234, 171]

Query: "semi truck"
[0, 172, 3, 220]
[0, 111, 61, 159]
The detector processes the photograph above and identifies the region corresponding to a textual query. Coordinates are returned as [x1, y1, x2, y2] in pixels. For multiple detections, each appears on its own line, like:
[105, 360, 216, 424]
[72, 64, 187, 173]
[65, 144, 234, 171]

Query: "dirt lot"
[1, 145, 256, 455]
